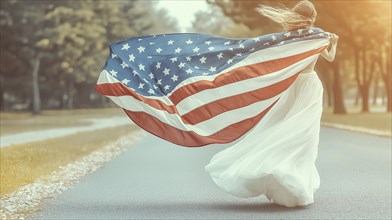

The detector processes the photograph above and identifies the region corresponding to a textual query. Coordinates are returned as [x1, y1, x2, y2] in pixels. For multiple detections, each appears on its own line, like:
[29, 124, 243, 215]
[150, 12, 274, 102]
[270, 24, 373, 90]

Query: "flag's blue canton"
[104, 28, 328, 97]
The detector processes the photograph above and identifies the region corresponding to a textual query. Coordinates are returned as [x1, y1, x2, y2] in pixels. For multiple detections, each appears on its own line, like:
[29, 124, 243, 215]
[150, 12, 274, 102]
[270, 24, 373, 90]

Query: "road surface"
[33, 127, 391, 219]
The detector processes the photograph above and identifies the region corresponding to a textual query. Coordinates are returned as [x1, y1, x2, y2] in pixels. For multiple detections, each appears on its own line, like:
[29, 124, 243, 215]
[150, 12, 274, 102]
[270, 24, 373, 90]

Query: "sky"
[156, 0, 209, 31]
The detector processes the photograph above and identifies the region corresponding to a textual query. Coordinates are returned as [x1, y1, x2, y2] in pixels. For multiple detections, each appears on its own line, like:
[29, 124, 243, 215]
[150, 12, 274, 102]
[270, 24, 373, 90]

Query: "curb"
[321, 122, 391, 138]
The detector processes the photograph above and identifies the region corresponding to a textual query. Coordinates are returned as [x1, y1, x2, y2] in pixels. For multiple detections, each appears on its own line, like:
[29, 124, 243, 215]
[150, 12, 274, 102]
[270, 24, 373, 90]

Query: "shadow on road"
[209, 202, 309, 213]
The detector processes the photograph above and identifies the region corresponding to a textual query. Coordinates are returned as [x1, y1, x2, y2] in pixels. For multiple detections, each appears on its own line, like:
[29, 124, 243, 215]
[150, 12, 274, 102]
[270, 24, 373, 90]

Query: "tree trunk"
[361, 85, 370, 112]
[373, 71, 379, 105]
[0, 75, 4, 111]
[67, 80, 74, 109]
[383, 73, 392, 112]
[385, 53, 392, 112]
[354, 89, 360, 106]
[382, 88, 386, 105]
[361, 49, 369, 112]
[355, 48, 373, 113]
[331, 60, 346, 114]
[354, 48, 361, 107]
[32, 55, 41, 115]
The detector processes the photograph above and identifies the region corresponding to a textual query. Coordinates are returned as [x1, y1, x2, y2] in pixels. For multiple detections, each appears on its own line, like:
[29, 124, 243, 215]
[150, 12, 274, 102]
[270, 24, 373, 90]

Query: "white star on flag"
[121, 78, 130, 85]
[121, 43, 130, 50]
[178, 62, 185, 69]
[199, 57, 207, 64]
[148, 88, 155, 94]
[121, 62, 129, 69]
[163, 68, 170, 75]
[129, 54, 135, 62]
[217, 53, 224, 59]
[186, 69, 193, 74]
[171, 75, 179, 82]
[109, 70, 117, 76]
[137, 46, 145, 53]
[156, 62, 161, 69]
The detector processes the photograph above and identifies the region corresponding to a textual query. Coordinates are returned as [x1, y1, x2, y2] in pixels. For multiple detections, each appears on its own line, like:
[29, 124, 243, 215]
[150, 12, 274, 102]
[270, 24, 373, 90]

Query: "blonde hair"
[256, 0, 317, 31]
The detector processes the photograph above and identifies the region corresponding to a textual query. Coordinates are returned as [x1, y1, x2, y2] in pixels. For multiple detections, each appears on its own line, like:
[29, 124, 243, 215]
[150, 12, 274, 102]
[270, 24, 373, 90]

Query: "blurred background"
[0, 1, 391, 214]
[0, 0, 391, 126]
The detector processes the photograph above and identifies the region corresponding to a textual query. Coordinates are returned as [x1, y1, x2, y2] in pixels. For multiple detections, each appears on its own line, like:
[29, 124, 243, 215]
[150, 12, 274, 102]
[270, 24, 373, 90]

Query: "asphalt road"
[33, 127, 391, 219]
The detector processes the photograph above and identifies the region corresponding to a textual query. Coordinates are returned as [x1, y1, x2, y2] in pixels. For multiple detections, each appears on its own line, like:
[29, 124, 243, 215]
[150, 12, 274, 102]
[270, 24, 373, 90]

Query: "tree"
[209, 0, 347, 113]
[0, 0, 51, 114]
[313, 1, 391, 112]
[190, 5, 257, 38]
[210, 0, 391, 113]
[0, 0, 180, 111]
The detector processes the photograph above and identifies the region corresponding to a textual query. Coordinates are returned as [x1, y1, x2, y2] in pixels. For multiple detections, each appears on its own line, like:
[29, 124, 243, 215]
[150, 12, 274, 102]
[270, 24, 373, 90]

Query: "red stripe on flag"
[181, 72, 300, 125]
[96, 82, 178, 114]
[96, 71, 296, 125]
[169, 46, 327, 105]
[122, 98, 279, 147]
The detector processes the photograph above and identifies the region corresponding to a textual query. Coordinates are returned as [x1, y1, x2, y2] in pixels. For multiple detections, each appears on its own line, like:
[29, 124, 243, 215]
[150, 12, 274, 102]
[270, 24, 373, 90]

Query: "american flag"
[96, 28, 331, 147]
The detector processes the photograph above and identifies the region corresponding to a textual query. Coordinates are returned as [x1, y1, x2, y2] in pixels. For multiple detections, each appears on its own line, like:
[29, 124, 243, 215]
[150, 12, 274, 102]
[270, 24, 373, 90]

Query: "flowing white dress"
[204, 70, 323, 207]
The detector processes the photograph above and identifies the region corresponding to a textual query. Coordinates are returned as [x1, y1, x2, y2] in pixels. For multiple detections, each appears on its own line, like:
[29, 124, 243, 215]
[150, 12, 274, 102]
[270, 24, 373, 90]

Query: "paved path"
[34, 127, 391, 219]
[1, 117, 130, 148]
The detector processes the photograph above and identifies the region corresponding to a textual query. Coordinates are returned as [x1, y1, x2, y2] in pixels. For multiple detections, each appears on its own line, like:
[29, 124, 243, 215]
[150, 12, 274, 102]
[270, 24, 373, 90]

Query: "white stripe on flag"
[106, 91, 280, 136]
[176, 54, 319, 115]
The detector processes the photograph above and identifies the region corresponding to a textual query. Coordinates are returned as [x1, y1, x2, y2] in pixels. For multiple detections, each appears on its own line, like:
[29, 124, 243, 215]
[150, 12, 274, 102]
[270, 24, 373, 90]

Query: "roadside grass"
[0, 124, 140, 196]
[0, 108, 125, 135]
[322, 104, 391, 133]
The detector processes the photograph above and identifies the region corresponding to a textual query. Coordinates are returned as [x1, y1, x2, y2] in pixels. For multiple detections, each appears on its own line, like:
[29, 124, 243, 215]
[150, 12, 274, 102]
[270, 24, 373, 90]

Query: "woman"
[204, 0, 339, 207]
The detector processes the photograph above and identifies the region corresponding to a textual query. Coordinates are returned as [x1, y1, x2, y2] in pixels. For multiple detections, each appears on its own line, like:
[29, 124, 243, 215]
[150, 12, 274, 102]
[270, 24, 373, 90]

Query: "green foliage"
[0, 0, 179, 110]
